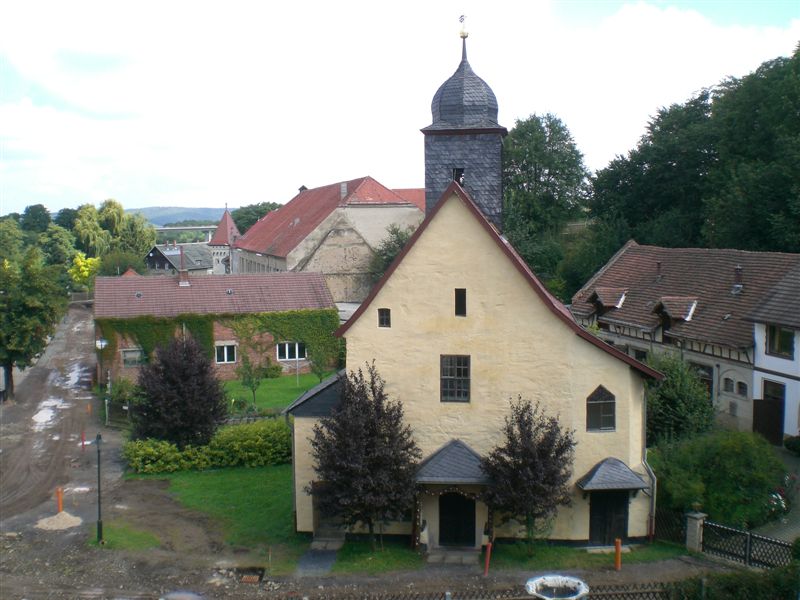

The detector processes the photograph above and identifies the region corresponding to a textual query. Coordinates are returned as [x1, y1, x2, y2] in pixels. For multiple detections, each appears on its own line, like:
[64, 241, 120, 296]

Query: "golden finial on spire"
[459, 14, 468, 39]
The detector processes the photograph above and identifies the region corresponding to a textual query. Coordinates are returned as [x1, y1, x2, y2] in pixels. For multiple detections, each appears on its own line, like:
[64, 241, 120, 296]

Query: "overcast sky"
[1, 0, 798, 217]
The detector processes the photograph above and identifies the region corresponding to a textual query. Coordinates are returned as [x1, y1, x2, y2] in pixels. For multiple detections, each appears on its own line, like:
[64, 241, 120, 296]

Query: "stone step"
[426, 549, 480, 565]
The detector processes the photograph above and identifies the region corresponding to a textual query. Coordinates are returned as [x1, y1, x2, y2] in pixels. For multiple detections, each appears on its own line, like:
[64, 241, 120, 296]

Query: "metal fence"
[703, 520, 793, 568]
[299, 583, 677, 600]
[653, 509, 686, 544]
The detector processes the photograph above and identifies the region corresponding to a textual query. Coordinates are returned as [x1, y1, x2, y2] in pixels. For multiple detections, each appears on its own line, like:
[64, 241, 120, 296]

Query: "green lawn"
[332, 539, 424, 574]
[90, 521, 161, 551]
[154, 464, 308, 575]
[485, 540, 687, 570]
[224, 372, 331, 413]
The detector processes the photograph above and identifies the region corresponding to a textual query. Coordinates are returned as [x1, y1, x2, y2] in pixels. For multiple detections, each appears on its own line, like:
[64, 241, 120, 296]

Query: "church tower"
[422, 30, 507, 230]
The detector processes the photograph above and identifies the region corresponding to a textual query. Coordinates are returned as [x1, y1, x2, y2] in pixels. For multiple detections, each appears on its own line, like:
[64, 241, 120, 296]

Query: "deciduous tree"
[235, 353, 281, 408]
[309, 363, 421, 550]
[0, 248, 68, 398]
[644, 353, 714, 445]
[231, 202, 280, 234]
[368, 224, 414, 282]
[482, 398, 576, 554]
[20, 204, 52, 233]
[132, 336, 227, 448]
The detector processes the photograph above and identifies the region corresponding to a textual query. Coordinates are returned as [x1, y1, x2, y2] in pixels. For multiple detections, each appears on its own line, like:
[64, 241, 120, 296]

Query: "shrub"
[123, 418, 292, 473]
[650, 430, 785, 528]
[674, 563, 799, 599]
[784, 434, 800, 456]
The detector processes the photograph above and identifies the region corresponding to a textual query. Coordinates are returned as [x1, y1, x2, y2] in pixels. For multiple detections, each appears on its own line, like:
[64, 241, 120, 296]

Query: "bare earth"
[0, 305, 735, 599]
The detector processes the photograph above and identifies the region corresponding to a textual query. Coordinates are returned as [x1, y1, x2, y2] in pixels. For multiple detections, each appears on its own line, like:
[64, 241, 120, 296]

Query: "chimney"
[340, 182, 348, 200]
[732, 265, 743, 295]
[178, 246, 190, 287]
[298, 185, 308, 193]
[656, 261, 663, 282]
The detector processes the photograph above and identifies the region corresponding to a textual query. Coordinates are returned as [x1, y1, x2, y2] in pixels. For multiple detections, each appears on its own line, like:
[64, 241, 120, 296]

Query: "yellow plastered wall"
[294, 192, 651, 540]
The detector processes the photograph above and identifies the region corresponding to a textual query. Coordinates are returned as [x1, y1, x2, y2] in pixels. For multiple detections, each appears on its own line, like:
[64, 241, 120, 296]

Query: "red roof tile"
[94, 272, 334, 319]
[571, 243, 800, 349]
[233, 177, 417, 257]
[392, 188, 426, 212]
[208, 209, 241, 246]
[338, 183, 661, 380]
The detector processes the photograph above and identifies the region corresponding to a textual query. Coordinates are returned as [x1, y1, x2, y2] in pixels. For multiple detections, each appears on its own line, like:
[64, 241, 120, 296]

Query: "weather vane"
[459, 14, 468, 39]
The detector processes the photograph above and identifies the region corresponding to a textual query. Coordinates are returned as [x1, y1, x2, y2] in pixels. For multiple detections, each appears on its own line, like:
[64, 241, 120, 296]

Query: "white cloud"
[1, 0, 798, 215]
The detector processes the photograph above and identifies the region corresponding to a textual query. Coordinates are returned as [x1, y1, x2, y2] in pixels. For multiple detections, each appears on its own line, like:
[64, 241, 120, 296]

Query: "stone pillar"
[685, 511, 707, 553]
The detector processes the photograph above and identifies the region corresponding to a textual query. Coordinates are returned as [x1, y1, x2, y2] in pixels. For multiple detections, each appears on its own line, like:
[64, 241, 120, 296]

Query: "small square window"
[378, 308, 391, 328]
[455, 288, 466, 317]
[277, 341, 307, 361]
[215, 344, 236, 364]
[736, 382, 748, 397]
[634, 349, 648, 362]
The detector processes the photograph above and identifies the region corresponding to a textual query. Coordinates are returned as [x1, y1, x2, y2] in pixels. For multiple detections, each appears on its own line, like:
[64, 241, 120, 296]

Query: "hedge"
[123, 418, 292, 473]
[675, 563, 799, 599]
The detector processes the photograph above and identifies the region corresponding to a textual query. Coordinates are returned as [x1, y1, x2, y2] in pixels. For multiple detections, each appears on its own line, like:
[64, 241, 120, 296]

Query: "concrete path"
[295, 549, 338, 577]
[752, 447, 800, 542]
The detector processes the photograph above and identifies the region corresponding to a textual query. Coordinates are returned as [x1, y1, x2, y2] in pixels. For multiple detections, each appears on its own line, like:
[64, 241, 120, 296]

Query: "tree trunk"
[368, 520, 375, 552]
[526, 513, 535, 556]
[1, 361, 14, 400]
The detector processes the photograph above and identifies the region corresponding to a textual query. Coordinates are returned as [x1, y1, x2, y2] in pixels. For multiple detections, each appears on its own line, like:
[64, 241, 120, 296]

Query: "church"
[286, 33, 660, 550]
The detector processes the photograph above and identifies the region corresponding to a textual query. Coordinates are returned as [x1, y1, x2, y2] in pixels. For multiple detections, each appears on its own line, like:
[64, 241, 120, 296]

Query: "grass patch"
[152, 464, 308, 574]
[89, 521, 161, 551]
[225, 372, 332, 412]
[332, 538, 424, 574]
[486, 540, 687, 570]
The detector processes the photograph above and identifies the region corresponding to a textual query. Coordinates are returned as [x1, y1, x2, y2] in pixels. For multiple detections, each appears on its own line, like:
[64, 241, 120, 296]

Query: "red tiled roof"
[233, 176, 417, 257]
[571, 243, 800, 349]
[338, 183, 661, 380]
[94, 272, 335, 319]
[209, 209, 241, 246]
[392, 188, 426, 212]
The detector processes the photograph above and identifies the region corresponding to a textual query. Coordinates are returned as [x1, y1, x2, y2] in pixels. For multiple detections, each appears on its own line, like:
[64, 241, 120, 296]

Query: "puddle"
[65, 486, 91, 494]
[65, 364, 84, 387]
[32, 397, 72, 431]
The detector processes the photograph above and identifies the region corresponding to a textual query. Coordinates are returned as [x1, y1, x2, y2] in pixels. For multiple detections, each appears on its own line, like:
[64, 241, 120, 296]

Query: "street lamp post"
[96, 432, 103, 543]
[95, 339, 109, 426]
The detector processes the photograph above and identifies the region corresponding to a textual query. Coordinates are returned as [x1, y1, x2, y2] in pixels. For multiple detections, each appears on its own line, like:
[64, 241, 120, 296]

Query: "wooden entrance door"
[754, 381, 785, 445]
[439, 493, 475, 547]
[589, 491, 629, 545]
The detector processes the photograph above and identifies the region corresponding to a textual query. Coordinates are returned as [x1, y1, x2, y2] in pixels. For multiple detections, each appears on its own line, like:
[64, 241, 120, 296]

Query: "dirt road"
[0, 305, 734, 599]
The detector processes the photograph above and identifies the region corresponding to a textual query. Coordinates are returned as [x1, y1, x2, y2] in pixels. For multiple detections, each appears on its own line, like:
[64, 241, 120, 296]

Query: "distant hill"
[127, 207, 226, 226]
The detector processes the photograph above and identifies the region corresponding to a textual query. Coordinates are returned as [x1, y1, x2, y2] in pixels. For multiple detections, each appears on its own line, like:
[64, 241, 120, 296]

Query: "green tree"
[39, 223, 77, 267]
[54, 208, 79, 231]
[0, 218, 25, 263]
[68, 252, 101, 290]
[0, 248, 68, 398]
[98, 199, 125, 235]
[651, 430, 785, 528]
[132, 336, 227, 448]
[481, 398, 576, 554]
[309, 363, 421, 550]
[73, 204, 111, 257]
[98, 249, 146, 276]
[235, 354, 281, 408]
[20, 204, 52, 233]
[503, 113, 590, 236]
[368, 224, 415, 282]
[231, 202, 280, 234]
[112, 212, 156, 256]
[644, 353, 714, 445]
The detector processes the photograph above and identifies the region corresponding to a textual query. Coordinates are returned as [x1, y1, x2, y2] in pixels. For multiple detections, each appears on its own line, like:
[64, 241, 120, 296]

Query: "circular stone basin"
[525, 575, 590, 599]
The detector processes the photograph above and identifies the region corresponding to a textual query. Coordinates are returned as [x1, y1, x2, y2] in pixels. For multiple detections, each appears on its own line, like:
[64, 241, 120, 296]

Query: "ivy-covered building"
[93, 270, 337, 386]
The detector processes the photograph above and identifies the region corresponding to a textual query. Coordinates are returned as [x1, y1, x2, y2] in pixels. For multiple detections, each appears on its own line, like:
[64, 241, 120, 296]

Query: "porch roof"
[416, 439, 489, 485]
[576, 457, 648, 491]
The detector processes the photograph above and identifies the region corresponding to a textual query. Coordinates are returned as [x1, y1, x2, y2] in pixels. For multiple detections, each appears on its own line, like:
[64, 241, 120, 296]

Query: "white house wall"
[753, 323, 800, 436]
